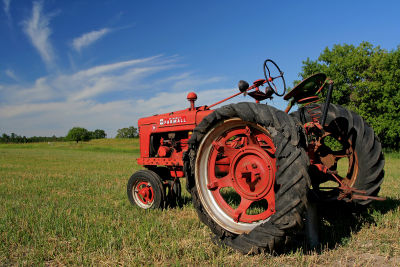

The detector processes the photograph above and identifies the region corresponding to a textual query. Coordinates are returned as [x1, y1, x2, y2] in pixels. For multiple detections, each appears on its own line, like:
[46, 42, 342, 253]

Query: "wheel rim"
[133, 181, 154, 208]
[196, 119, 276, 234]
[315, 131, 359, 195]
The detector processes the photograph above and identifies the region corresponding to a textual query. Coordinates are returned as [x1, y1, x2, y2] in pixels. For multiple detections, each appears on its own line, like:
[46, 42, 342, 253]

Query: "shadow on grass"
[178, 195, 192, 207]
[175, 188, 272, 211]
[287, 197, 400, 254]
[171, 189, 400, 255]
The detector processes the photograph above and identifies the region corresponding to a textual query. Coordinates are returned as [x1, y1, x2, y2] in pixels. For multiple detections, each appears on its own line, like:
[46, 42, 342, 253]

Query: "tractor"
[127, 59, 385, 253]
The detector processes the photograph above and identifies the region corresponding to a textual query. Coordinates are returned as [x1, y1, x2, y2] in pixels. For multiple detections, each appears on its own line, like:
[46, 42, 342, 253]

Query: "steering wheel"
[263, 59, 286, 96]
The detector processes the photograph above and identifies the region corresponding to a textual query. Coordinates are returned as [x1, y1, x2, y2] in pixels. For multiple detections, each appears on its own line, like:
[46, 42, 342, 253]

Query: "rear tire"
[291, 103, 384, 205]
[185, 102, 310, 253]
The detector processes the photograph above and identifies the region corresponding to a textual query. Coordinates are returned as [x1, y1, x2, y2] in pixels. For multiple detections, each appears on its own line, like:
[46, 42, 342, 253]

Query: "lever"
[321, 81, 333, 127]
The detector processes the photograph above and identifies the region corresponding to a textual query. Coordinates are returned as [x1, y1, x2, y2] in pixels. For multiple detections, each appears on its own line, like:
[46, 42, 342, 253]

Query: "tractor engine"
[136, 92, 213, 178]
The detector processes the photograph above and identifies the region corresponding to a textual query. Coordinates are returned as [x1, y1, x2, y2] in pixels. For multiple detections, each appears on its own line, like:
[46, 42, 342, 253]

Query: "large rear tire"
[185, 102, 310, 253]
[291, 103, 384, 205]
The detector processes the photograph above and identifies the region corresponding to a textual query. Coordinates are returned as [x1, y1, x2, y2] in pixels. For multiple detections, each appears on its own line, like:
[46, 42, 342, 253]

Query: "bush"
[116, 126, 138, 138]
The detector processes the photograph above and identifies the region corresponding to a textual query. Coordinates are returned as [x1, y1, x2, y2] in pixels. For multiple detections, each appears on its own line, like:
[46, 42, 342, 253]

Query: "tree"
[1, 133, 9, 143]
[91, 129, 107, 139]
[66, 127, 90, 143]
[297, 42, 400, 149]
[116, 126, 138, 138]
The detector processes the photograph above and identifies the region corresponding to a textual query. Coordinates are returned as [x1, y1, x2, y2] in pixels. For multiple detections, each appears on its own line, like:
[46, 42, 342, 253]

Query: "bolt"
[252, 163, 257, 169]
[233, 210, 243, 222]
[212, 141, 223, 152]
[207, 181, 219, 191]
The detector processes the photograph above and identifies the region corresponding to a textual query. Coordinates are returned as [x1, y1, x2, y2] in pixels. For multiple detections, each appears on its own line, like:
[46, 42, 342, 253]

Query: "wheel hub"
[135, 181, 154, 205]
[231, 147, 274, 201]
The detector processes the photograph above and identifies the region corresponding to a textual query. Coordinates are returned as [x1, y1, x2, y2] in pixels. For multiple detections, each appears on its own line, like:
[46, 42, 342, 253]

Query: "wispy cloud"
[73, 55, 162, 77]
[0, 55, 230, 137]
[5, 69, 19, 81]
[22, 1, 56, 69]
[72, 28, 111, 52]
[3, 0, 11, 20]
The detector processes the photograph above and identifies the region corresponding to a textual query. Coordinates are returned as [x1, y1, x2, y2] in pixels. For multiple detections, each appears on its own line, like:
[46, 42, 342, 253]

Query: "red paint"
[206, 125, 276, 223]
[136, 181, 154, 204]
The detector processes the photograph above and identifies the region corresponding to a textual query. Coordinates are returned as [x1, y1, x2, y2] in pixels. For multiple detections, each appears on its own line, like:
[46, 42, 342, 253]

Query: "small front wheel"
[127, 170, 165, 209]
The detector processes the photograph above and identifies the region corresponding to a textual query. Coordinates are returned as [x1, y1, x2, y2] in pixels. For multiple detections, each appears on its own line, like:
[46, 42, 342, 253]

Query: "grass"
[0, 140, 399, 266]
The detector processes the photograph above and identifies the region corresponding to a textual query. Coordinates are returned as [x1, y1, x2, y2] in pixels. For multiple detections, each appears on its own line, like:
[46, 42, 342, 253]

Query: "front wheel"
[127, 170, 165, 209]
[185, 102, 310, 253]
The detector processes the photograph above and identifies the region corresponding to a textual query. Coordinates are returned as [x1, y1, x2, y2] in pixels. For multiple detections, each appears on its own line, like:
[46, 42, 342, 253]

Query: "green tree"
[91, 129, 107, 139]
[116, 126, 138, 138]
[66, 127, 91, 143]
[298, 42, 400, 149]
[1, 133, 10, 143]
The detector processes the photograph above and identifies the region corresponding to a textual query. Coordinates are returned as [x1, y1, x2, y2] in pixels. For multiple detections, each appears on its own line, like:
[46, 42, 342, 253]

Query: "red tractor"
[127, 59, 384, 253]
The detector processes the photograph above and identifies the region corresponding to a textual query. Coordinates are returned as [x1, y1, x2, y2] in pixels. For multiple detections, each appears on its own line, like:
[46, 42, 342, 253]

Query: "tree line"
[0, 133, 65, 143]
[0, 126, 138, 144]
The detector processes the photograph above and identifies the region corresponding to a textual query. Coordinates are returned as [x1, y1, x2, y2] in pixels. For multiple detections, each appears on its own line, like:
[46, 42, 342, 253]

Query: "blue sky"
[1, 0, 399, 137]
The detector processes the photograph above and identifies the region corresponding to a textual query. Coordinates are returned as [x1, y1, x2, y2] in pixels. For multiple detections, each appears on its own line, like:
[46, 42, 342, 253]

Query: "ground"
[0, 139, 399, 266]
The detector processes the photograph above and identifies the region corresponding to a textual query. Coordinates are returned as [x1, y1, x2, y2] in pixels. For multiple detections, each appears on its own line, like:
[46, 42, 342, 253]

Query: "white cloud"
[0, 55, 234, 137]
[22, 1, 56, 68]
[0, 89, 237, 137]
[69, 66, 170, 101]
[72, 28, 111, 52]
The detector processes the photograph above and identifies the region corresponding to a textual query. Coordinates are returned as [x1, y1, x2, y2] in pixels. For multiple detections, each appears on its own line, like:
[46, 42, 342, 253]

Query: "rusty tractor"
[127, 59, 384, 253]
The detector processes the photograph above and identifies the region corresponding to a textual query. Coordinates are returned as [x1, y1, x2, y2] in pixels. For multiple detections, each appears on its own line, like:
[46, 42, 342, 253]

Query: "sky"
[1, 0, 399, 137]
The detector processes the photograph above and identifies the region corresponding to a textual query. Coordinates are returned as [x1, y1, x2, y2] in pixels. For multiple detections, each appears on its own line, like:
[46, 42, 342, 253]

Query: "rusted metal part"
[287, 74, 384, 204]
[290, 75, 378, 203]
[351, 194, 386, 201]
[308, 124, 384, 202]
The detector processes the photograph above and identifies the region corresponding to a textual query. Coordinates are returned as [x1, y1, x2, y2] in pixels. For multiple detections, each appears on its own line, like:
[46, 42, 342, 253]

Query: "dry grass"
[0, 140, 399, 266]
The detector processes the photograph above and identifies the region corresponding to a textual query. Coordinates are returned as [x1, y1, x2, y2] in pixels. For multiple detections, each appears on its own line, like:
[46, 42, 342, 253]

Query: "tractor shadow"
[178, 195, 193, 207]
[290, 197, 400, 254]
[173, 187, 400, 255]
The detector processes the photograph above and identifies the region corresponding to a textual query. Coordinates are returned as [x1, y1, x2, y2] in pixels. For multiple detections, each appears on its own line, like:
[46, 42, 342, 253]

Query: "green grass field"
[0, 139, 399, 266]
